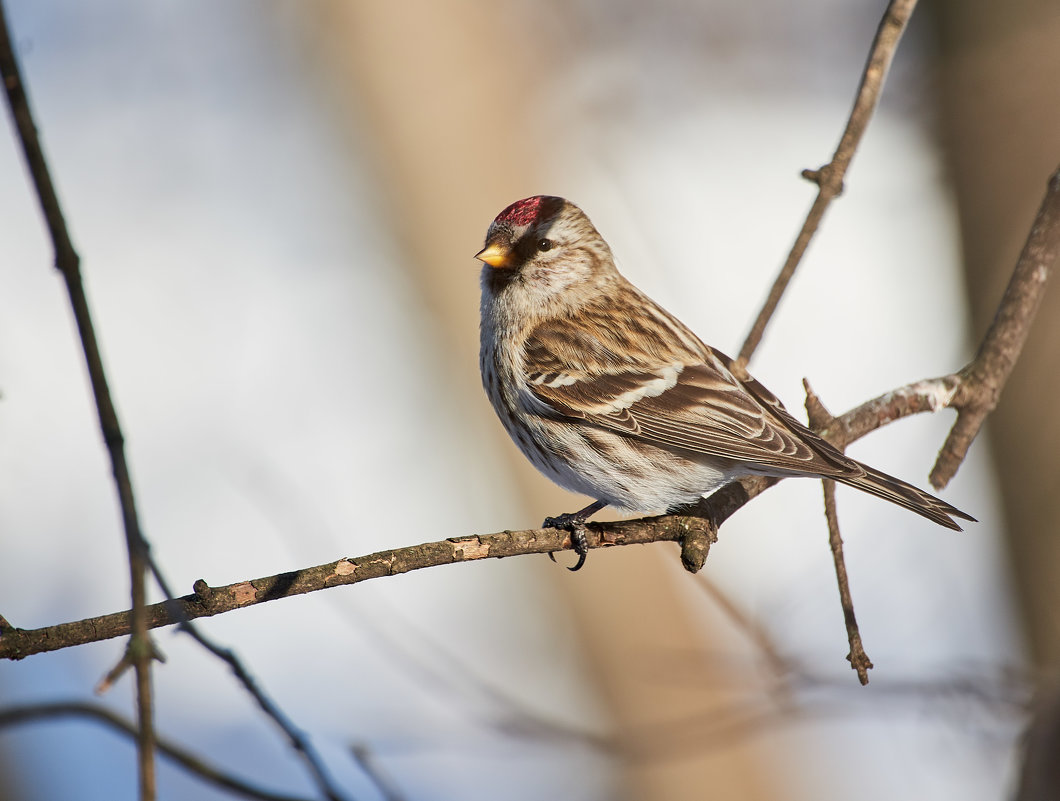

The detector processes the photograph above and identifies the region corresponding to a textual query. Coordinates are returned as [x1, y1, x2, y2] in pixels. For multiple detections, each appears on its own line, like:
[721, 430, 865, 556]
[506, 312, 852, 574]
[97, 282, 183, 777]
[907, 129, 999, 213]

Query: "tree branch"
[931, 165, 1060, 489]
[2, 154, 1053, 661]
[0, 0, 1052, 705]
[811, 164, 1059, 491]
[0, 520, 708, 660]
[0, 3, 156, 795]
[143, 556, 356, 801]
[0, 702, 318, 801]
[349, 744, 406, 801]
[805, 380, 873, 684]
[736, 0, 919, 369]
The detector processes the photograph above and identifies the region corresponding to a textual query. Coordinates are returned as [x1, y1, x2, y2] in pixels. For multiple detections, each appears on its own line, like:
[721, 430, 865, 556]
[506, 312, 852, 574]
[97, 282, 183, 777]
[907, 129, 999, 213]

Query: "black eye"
[537, 238, 553, 252]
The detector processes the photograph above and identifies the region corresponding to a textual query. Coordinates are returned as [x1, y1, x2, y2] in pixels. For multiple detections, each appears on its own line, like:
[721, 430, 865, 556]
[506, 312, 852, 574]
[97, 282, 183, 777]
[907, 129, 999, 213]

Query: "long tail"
[835, 462, 975, 531]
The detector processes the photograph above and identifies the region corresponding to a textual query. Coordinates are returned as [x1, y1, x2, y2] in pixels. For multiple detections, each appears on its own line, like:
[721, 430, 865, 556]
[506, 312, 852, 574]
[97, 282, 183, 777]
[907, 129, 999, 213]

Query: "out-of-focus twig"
[694, 577, 794, 688]
[144, 557, 355, 801]
[623, 665, 1030, 761]
[349, 744, 406, 801]
[180, 621, 352, 801]
[0, 702, 317, 801]
[0, 3, 156, 796]
[736, 0, 919, 370]
[0, 9, 365, 799]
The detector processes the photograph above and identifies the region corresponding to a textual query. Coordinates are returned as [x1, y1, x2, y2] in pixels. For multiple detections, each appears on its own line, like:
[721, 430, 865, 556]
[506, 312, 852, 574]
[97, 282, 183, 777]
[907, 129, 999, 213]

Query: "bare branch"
[144, 557, 356, 801]
[805, 164, 1060, 494]
[179, 621, 352, 801]
[736, 0, 919, 369]
[931, 165, 1060, 489]
[820, 480, 873, 684]
[805, 380, 873, 684]
[3, 159, 1053, 663]
[96, 638, 167, 695]
[0, 702, 318, 801]
[0, 3, 157, 794]
[0, 521, 706, 659]
[0, 0, 1051, 712]
[349, 745, 406, 801]
[816, 375, 962, 450]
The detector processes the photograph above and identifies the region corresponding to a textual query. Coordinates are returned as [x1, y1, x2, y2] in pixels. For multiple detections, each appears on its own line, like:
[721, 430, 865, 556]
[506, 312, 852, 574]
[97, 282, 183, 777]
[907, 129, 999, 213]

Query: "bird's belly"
[513, 418, 734, 513]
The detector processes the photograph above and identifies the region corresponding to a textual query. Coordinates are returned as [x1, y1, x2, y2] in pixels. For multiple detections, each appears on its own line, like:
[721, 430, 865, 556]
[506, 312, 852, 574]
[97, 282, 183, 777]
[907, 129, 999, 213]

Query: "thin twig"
[811, 165, 1060, 492]
[0, 4, 156, 796]
[816, 375, 962, 450]
[694, 577, 794, 687]
[0, 702, 318, 801]
[623, 665, 1030, 761]
[333, 593, 612, 750]
[182, 623, 352, 801]
[805, 379, 873, 684]
[95, 638, 167, 695]
[0, 10, 363, 798]
[820, 480, 873, 685]
[349, 745, 406, 801]
[736, 0, 919, 369]
[144, 557, 355, 801]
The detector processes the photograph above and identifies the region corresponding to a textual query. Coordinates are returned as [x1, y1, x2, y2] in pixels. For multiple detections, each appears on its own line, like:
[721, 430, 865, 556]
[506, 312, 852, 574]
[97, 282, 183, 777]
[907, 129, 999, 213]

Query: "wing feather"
[522, 306, 861, 479]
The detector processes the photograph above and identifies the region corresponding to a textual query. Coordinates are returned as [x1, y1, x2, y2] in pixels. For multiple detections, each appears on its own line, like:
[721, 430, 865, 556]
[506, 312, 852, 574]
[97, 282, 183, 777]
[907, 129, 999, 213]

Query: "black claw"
[543, 510, 594, 571]
[541, 501, 607, 571]
[567, 525, 589, 572]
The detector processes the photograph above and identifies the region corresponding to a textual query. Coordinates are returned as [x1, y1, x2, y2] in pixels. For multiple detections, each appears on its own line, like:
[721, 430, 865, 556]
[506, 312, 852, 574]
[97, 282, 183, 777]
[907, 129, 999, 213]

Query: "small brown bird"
[477, 196, 973, 569]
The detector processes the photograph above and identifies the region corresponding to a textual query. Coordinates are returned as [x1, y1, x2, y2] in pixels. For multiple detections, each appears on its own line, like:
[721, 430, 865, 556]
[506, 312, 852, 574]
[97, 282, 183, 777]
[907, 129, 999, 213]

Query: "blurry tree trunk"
[932, 0, 1060, 669]
[293, 1, 778, 798]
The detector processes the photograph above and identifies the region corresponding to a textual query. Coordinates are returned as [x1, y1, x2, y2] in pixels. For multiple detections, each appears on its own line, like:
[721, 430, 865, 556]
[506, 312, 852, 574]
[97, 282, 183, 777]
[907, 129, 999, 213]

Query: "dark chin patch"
[483, 263, 521, 294]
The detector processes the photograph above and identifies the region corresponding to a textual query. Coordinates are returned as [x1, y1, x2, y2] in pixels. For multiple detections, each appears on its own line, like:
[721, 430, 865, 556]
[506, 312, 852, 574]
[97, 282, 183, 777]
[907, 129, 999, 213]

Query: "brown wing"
[522, 299, 862, 479]
[521, 291, 975, 528]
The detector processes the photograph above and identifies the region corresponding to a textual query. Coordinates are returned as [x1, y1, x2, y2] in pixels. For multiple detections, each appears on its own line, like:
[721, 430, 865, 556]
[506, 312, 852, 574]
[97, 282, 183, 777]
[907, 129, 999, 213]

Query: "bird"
[476, 195, 974, 569]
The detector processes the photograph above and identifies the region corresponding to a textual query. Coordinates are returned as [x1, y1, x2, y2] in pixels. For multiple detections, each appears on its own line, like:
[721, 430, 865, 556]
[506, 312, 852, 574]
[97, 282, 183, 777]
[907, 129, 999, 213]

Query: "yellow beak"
[475, 242, 514, 269]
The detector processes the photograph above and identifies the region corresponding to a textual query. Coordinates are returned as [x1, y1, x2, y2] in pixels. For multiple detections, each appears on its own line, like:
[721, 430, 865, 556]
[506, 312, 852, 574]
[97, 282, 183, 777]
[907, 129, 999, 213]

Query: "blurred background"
[0, 0, 1057, 799]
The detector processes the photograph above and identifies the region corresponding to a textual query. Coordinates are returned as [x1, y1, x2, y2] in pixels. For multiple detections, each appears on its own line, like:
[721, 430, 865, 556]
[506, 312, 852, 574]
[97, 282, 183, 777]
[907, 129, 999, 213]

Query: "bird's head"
[476, 196, 615, 302]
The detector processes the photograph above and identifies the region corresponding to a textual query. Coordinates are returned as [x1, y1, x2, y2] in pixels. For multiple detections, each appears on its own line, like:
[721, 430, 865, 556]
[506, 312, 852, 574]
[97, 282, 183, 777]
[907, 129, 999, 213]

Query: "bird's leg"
[543, 499, 608, 571]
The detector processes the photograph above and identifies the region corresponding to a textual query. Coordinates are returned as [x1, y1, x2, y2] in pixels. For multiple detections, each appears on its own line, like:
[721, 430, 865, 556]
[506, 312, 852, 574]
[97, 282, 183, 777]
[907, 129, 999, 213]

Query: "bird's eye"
[537, 239, 553, 252]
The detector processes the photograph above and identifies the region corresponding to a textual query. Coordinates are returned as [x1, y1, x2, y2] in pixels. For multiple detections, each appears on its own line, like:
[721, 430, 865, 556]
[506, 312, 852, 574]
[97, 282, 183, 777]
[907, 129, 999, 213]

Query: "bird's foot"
[543, 500, 607, 572]
[544, 514, 590, 571]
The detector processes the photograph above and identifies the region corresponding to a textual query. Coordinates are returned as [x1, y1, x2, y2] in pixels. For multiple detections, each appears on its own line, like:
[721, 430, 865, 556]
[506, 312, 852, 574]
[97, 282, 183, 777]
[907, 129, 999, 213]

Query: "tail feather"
[836, 463, 976, 531]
